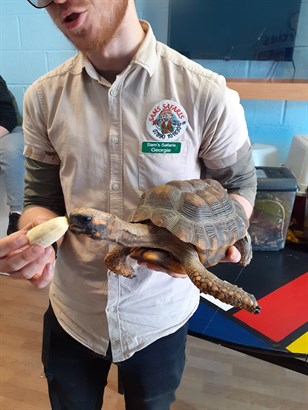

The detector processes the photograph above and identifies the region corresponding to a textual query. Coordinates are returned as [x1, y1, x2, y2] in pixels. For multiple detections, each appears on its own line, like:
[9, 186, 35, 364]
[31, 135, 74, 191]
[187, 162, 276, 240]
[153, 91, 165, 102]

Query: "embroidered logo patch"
[146, 100, 188, 141]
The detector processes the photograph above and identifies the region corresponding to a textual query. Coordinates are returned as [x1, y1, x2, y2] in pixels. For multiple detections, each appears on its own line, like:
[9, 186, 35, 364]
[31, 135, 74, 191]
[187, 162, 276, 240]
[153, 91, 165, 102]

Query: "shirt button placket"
[108, 85, 123, 218]
[108, 82, 125, 359]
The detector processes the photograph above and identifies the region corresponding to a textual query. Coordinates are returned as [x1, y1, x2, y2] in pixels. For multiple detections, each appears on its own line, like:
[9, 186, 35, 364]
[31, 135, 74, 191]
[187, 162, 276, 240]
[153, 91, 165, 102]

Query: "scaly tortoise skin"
[68, 179, 261, 314]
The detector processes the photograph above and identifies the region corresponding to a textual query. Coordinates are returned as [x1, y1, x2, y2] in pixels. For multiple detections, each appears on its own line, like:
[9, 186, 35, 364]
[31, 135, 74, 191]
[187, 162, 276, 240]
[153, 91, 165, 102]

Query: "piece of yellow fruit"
[26, 216, 68, 247]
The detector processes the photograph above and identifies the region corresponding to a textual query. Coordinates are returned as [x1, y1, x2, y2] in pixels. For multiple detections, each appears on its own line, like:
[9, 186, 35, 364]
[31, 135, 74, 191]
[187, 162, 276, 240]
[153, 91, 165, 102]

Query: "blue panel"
[141, 0, 170, 43]
[47, 51, 77, 71]
[284, 101, 308, 129]
[196, 60, 249, 78]
[189, 302, 275, 351]
[19, 15, 74, 51]
[2, 0, 38, 15]
[1, 15, 20, 50]
[1, 51, 47, 84]
[242, 100, 283, 124]
[247, 125, 305, 162]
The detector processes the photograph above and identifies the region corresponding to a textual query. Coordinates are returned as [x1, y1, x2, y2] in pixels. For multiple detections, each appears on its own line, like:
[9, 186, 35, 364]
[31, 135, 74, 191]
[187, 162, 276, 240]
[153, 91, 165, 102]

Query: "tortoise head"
[68, 208, 115, 240]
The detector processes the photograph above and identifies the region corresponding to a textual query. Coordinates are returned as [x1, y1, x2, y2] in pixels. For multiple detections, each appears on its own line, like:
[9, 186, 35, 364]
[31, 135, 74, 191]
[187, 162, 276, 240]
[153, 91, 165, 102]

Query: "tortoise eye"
[80, 215, 92, 223]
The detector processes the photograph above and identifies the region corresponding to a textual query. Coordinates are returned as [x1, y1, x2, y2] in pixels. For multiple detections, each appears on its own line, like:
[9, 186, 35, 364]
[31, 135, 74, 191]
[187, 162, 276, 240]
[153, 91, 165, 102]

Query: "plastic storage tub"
[249, 167, 298, 251]
[285, 135, 308, 194]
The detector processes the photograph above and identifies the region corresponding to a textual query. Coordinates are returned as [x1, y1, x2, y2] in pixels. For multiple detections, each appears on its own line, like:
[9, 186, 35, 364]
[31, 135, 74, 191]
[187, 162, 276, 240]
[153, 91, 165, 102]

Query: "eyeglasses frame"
[26, 0, 53, 9]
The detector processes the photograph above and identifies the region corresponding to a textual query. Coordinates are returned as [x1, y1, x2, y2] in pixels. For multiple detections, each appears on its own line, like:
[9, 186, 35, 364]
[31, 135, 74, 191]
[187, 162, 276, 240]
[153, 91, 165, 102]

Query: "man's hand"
[0, 227, 56, 288]
[0, 125, 9, 138]
[220, 245, 241, 263]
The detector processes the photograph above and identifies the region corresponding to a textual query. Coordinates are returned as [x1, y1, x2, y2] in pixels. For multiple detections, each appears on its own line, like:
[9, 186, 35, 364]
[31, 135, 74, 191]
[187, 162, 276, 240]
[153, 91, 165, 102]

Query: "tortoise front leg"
[104, 246, 136, 278]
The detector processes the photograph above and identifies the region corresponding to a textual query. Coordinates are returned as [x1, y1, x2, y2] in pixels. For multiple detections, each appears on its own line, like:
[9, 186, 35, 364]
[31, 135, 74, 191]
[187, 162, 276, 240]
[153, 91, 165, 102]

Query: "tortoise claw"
[254, 305, 262, 314]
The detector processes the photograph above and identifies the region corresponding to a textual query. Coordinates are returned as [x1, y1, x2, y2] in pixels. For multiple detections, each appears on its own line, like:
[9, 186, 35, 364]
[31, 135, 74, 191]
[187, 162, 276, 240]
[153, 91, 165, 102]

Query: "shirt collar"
[81, 20, 158, 81]
[131, 20, 158, 77]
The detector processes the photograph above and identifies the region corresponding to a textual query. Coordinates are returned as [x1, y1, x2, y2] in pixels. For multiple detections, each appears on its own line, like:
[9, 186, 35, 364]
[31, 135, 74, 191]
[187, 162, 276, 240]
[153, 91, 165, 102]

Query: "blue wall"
[1, 0, 307, 163]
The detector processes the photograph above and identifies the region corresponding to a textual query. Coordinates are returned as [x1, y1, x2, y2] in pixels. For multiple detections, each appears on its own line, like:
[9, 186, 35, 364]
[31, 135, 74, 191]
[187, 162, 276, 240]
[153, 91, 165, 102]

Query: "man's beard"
[57, 0, 129, 53]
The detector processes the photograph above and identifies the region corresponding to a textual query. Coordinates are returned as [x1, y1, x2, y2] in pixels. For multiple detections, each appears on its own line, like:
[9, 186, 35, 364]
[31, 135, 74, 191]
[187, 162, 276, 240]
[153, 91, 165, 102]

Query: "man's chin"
[62, 32, 87, 51]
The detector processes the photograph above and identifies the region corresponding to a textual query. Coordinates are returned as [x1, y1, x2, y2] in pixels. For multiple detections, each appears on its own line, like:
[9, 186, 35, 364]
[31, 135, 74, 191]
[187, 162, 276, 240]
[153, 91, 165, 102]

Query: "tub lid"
[256, 166, 298, 192]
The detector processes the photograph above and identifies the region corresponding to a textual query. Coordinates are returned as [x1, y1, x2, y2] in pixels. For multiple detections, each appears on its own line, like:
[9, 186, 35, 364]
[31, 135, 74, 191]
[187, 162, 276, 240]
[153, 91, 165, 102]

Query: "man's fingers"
[221, 246, 241, 263]
[2, 245, 45, 274]
[8, 246, 53, 279]
[30, 262, 55, 288]
[0, 230, 29, 258]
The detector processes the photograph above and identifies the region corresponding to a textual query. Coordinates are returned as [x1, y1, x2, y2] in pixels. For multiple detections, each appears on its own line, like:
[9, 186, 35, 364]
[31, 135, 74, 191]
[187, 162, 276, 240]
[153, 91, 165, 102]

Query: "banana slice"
[26, 216, 69, 247]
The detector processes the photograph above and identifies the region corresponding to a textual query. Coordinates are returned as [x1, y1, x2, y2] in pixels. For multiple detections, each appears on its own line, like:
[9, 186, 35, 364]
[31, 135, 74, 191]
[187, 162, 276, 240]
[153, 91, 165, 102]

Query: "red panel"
[234, 272, 308, 342]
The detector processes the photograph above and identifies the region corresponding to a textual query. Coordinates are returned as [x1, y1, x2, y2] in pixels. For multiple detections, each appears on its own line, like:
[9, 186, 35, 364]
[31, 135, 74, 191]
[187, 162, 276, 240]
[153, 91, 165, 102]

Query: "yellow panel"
[286, 332, 308, 354]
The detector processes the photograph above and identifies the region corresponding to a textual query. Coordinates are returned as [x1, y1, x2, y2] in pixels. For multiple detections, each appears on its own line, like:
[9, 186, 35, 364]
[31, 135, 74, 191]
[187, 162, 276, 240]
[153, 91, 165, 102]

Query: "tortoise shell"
[130, 179, 250, 267]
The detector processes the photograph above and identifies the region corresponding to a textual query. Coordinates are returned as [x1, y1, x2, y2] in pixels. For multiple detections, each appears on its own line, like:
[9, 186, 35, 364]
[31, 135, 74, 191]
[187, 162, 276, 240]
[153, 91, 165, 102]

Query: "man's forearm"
[229, 193, 253, 219]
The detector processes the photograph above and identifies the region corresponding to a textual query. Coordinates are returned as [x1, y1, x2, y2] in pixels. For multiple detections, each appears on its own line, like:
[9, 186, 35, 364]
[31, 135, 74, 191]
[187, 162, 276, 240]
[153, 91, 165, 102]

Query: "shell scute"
[131, 179, 249, 265]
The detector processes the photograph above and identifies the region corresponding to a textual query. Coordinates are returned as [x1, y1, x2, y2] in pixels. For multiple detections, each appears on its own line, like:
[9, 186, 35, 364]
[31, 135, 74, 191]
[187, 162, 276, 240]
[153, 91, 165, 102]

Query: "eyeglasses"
[26, 0, 53, 9]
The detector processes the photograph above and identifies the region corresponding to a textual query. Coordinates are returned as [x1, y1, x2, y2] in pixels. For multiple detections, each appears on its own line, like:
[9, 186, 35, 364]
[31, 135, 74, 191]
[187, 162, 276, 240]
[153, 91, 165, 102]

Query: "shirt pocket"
[138, 140, 189, 191]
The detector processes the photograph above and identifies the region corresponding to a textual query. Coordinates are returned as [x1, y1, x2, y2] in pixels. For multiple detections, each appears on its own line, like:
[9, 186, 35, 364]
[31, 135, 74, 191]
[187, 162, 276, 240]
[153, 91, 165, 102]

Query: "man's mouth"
[61, 11, 86, 30]
[64, 13, 79, 23]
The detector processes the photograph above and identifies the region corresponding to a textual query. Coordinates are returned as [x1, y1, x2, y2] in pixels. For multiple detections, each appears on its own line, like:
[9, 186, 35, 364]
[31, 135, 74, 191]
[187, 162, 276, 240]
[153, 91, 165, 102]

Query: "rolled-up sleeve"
[205, 146, 257, 207]
[198, 77, 257, 206]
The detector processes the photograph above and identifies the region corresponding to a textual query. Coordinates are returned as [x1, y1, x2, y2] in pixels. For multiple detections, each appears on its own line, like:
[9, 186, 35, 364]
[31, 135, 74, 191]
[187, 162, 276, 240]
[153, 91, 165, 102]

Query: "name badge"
[142, 141, 182, 154]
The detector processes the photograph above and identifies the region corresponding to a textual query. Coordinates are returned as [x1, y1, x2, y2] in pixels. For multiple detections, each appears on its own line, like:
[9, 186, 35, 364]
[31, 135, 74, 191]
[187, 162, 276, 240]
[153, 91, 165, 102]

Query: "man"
[0, 76, 24, 235]
[6, 0, 257, 408]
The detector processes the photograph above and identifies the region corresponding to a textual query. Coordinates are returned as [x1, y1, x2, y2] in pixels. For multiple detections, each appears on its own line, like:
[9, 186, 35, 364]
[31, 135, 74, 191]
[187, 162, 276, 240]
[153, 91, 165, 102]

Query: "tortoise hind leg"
[187, 263, 260, 313]
[104, 246, 136, 278]
[179, 249, 260, 314]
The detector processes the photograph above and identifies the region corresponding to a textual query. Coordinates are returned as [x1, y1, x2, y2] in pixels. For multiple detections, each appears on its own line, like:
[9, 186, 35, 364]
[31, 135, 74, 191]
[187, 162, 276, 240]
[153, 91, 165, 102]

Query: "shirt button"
[111, 136, 119, 144]
[110, 89, 117, 97]
[112, 183, 120, 191]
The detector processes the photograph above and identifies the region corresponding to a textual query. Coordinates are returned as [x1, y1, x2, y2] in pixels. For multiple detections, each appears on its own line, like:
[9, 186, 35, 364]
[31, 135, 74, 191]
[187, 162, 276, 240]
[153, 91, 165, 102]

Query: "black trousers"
[42, 304, 188, 410]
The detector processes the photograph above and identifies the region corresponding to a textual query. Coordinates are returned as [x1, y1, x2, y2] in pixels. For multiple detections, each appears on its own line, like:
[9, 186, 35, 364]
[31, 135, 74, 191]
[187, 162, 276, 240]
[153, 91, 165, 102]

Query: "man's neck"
[86, 9, 145, 82]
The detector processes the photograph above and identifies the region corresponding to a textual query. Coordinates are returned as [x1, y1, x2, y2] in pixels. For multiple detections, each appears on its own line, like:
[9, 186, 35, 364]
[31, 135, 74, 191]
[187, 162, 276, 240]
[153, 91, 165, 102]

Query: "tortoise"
[68, 179, 261, 314]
